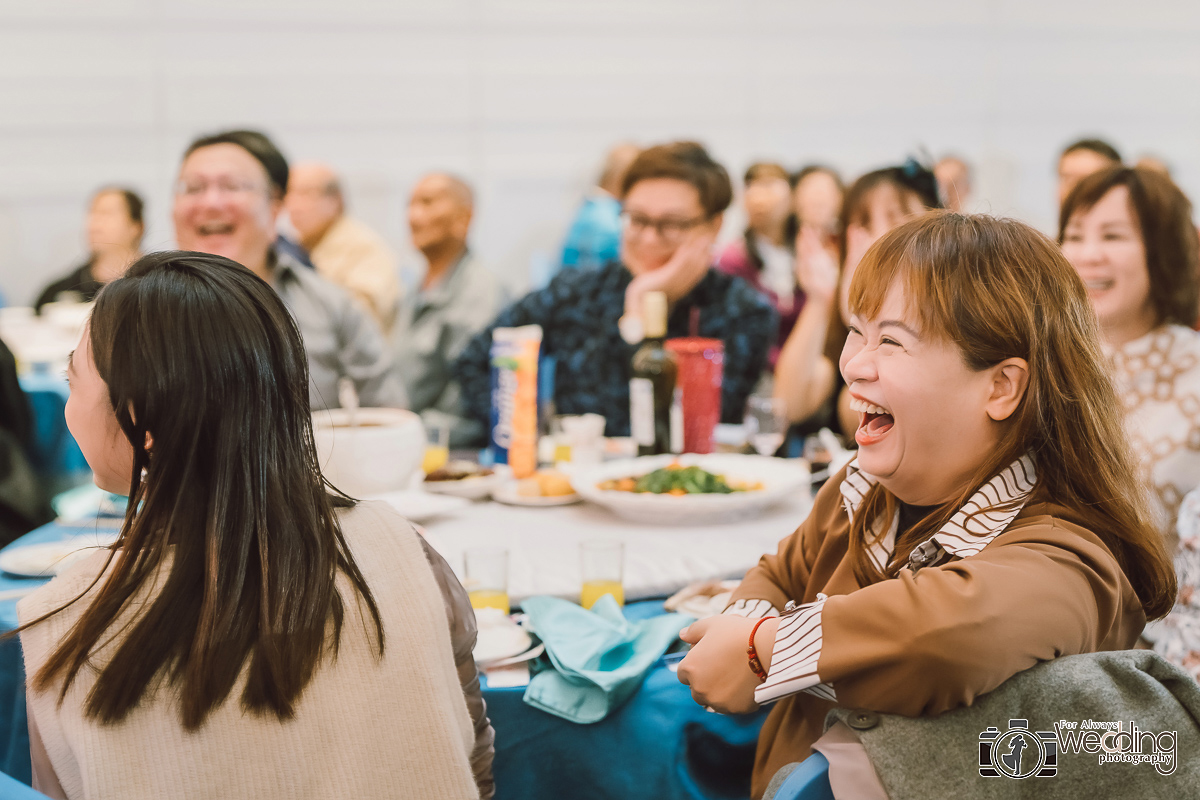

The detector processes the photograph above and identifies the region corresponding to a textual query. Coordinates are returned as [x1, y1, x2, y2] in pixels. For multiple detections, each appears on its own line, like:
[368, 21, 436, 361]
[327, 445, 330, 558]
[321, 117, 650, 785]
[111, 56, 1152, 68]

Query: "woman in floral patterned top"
[1060, 165, 1200, 676]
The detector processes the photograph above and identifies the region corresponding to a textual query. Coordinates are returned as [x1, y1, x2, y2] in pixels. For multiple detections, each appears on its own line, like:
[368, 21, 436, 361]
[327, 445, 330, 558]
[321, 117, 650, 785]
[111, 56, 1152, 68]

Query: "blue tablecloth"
[0, 521, 768, 798]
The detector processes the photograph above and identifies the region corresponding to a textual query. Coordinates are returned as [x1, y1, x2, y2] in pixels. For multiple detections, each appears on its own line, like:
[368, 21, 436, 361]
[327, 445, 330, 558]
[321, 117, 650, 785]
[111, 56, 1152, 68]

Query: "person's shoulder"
[1163, 324, 1200, 356]
[330, 216, 395, 255]
[1000, 501, 1122, 563]
[280, 252, 368, 316]
[17, 548, 112, 627]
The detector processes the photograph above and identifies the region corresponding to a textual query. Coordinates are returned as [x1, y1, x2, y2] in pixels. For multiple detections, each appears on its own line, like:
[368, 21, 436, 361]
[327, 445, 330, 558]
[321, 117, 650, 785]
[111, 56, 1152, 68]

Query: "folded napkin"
[521, 595, 692, 724]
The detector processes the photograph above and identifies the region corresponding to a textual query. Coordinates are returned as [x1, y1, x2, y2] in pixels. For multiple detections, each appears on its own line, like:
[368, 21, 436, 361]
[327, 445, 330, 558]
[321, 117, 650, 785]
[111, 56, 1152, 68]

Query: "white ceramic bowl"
[573, 453, 811, 526]
[312, 407, 425, 497]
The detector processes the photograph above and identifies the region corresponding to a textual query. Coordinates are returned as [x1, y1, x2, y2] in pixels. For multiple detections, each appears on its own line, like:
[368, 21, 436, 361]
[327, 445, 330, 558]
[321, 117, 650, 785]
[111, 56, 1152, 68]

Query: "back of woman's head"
[849, 212, 1175, 618]
[30, 251, 382, 730]
[1058, 166, 1200, 328]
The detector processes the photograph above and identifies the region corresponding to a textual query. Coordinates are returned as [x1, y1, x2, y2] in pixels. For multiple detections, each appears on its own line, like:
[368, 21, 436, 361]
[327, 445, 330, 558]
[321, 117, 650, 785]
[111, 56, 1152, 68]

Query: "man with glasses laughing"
[455, 141, 777, 442]
[172, 130, 408, 412]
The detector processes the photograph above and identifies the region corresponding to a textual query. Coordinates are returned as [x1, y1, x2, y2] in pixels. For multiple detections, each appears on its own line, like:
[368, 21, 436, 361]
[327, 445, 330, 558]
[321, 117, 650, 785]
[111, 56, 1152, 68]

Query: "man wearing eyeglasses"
[173, 130, 407, 411]
[455, 141, 777, 442]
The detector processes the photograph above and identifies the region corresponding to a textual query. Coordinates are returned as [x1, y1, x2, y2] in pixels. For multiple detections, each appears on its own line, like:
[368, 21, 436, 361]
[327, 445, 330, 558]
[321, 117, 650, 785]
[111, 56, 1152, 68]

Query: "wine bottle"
[629, 291, 678, 456]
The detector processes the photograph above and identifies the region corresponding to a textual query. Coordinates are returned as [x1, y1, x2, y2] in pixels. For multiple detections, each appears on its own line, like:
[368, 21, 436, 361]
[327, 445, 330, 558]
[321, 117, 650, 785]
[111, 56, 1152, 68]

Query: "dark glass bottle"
[629, 291, 678, 456]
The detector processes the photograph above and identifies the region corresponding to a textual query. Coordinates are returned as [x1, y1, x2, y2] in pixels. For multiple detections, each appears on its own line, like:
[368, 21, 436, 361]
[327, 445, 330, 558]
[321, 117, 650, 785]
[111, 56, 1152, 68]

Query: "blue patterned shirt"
[454, 262, 777, 438]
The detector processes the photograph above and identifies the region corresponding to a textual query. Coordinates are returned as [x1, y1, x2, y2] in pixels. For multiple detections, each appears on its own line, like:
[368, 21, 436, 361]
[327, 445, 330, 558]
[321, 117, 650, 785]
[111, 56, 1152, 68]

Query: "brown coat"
[732, 468, 1147, 799]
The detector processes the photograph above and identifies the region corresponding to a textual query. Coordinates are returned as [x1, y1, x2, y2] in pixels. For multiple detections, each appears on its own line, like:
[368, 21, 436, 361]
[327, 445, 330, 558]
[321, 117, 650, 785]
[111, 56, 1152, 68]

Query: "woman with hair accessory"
[1059, 166, 1200, 679]
[13, 251, 493, 799]
[676, 213, 1175, 798]
[772, 159, 939, 435]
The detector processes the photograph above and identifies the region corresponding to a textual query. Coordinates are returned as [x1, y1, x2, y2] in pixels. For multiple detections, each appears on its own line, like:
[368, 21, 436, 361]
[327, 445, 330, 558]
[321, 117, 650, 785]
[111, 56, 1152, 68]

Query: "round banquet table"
[421, 490, 813, 605]
[0, 488, 813, 797]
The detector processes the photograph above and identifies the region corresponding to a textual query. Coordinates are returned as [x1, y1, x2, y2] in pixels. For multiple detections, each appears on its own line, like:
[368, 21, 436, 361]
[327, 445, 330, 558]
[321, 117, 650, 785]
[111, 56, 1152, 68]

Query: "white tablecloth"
[419, 492, 814, 604]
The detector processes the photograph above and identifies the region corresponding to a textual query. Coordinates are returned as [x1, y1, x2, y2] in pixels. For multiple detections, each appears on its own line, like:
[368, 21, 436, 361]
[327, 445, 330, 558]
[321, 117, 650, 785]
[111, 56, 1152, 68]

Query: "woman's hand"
[676, 615, 779, 714]
[794, 224, 840, 307]
[624, 229, 716, 320]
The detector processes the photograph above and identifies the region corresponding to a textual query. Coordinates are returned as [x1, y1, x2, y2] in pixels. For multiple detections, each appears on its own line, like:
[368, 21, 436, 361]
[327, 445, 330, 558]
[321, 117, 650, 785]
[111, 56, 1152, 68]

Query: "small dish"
[473, 607, 535, 663]
[491, 484, 582, 507]
[365, 491, 471, 522]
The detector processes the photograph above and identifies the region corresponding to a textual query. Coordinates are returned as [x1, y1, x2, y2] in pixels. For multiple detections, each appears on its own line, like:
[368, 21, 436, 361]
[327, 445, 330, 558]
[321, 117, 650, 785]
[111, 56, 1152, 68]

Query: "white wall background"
[0, 0, 1197, 305]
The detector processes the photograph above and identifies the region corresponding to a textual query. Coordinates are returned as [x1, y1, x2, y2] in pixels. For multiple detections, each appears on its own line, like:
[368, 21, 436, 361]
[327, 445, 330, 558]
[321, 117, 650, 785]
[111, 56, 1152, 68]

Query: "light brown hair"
[1058, 166, 1200, 328]
[847, 212, 1176, 619]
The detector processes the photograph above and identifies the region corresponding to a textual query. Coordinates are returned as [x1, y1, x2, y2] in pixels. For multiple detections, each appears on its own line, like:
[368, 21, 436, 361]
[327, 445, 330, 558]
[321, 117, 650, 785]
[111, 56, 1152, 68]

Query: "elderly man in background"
[559, 142, 641, 272]
[285, 162, 401, 332]
[393, 172, 503, 447]
[173, 130, 407, 410]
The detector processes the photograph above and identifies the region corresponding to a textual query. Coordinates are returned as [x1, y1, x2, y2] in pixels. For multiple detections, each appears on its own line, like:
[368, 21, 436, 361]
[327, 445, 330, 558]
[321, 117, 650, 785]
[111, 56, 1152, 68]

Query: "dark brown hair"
[1058, 166, 1200, 328]
[742, 161, 797, 272]
[847, 212, 1176, 619]
[620, 141, 733, 218]
[14, 251, 383, 730]
[93, 186, 145, 227]
[186, 129, 289, 198]
[1060, 138, 1122, 165]
[838, 162, 940, 262]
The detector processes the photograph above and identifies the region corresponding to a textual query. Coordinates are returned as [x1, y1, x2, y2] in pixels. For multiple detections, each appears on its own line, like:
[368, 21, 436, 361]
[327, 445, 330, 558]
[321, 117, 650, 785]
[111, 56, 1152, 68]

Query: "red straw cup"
[665, 338, 724, 454]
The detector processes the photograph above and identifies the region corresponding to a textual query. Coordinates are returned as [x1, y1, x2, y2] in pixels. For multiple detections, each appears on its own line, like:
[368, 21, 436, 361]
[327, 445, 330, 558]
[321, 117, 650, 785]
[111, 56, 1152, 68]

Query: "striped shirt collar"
[839, 453, 1037, 566]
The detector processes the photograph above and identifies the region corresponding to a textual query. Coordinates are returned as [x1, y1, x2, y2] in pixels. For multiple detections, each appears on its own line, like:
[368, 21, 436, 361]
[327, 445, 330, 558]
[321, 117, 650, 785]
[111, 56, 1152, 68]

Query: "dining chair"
[762, 751, 834, 800]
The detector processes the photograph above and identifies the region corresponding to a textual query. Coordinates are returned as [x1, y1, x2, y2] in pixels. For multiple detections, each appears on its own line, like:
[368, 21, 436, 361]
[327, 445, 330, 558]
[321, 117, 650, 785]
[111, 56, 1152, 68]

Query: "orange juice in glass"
[465, 548, 510, 615]
[423, 422, 450, 474]
[581, 540, 624, 609]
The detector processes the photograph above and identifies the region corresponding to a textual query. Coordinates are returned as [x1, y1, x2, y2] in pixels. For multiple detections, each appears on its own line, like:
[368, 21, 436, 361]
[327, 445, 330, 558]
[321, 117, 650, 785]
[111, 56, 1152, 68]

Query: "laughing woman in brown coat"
[677, 212, 1176, 798]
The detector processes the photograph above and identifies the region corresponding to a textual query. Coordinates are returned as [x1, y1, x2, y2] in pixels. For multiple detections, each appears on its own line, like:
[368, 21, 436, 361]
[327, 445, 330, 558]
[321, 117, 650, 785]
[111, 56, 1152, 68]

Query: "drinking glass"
[422, 421, 450, 473]
[744, 396, 788, 457]
[580, 540, 625, 609]
[464, 548, 510, 614]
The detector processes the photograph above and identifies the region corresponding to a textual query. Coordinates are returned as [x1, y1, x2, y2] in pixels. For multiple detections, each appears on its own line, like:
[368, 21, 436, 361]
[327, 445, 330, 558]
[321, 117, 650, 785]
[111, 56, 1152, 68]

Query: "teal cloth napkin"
[521, 595, 693, 724]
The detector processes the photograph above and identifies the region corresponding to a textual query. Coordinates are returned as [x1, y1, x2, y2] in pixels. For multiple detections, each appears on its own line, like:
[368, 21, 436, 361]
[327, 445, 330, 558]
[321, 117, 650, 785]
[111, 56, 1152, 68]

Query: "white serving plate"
[491, 484, 582, 507]
[0, 533, 118, 578]
[422, 464, 510, 500]
[365, 490, 471, 523]
[573, 453, 810, 526]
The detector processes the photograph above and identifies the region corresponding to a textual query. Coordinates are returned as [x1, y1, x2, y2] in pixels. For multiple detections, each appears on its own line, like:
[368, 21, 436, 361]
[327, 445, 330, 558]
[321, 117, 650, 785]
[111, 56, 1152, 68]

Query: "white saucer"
[491, 484, 582, 507]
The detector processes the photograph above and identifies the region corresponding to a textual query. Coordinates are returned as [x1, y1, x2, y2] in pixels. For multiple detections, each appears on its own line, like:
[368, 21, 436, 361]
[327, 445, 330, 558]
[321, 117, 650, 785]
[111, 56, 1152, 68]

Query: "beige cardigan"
[19, 500, 479, 800]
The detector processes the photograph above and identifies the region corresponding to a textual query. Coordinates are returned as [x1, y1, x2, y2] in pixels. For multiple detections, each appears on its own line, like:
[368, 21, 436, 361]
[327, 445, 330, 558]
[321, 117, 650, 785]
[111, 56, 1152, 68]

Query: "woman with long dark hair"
[16, 251, 492, 799]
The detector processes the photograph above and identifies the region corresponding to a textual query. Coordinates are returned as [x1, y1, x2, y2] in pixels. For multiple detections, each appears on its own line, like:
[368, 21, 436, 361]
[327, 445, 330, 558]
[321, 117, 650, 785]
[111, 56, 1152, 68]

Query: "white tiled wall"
[0, 0, 1197, 305]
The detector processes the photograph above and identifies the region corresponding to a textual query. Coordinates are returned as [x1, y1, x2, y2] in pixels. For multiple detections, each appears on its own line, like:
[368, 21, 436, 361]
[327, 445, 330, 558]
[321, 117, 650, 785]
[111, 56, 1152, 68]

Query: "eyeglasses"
[174, 178, 269, 199]
[621, 211, 710, 243]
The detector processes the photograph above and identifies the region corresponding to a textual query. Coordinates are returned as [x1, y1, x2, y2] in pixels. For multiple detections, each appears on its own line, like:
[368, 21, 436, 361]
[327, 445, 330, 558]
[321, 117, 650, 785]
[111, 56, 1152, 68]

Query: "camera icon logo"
[979, 719, 1058, 778]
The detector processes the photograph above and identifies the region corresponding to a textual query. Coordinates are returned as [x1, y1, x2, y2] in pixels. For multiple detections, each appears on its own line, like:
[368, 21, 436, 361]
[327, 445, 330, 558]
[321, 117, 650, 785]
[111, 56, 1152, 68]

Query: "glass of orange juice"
[465, 548, 510, 615]
[422, 421, 450, 474]
[581, 540, 624, 609]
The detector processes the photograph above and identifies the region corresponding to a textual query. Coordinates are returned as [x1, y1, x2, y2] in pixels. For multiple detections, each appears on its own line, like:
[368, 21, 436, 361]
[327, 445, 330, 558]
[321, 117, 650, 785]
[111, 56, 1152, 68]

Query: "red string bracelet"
[747, 616, 777, 682]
